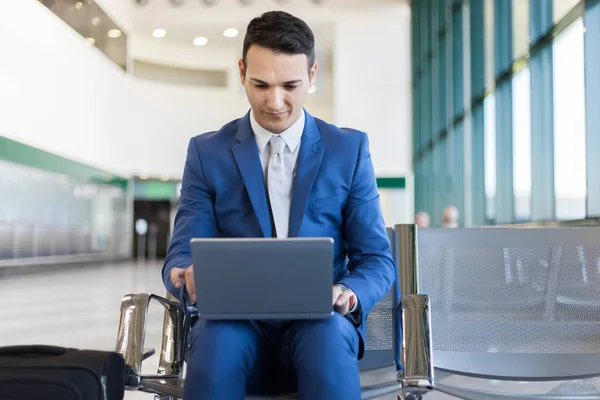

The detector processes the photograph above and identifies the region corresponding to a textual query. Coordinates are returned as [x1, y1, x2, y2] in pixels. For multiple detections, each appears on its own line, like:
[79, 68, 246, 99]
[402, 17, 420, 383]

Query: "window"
[512, 0, 530, 60]
[484, 94, 496, 222]
[484, 0, 495, 91]
[553, 0, 581, 24]
[553, 18, 587, 220]
[512, 67, 531, 222]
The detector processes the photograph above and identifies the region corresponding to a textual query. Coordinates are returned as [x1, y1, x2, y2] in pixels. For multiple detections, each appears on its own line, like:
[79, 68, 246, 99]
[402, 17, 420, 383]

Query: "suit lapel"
[289, 113, 325, 237]
[232, 112, 272, 238]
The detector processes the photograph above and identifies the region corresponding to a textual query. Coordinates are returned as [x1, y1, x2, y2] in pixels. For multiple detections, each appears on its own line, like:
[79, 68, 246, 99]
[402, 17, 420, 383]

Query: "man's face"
[239, 45, 317, 134]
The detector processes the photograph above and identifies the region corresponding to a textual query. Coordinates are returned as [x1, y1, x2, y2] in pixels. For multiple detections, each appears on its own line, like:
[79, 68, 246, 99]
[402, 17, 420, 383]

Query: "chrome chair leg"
[395, 224, 435, 399]
[154, 395, 179, 400]
[398, 393, 423, 400]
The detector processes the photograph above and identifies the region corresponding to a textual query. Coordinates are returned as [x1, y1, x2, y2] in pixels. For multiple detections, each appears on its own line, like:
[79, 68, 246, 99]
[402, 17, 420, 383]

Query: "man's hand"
[170, 265, 196, 303]
[332, 285, 356, 315]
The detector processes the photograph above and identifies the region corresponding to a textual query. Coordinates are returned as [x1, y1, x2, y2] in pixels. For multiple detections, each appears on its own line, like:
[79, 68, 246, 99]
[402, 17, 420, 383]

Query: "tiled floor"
[1, 261, 599, 399]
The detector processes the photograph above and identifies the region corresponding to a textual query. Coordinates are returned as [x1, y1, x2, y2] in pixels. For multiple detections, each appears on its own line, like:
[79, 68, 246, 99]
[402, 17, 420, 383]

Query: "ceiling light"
[152, 28, 167, 38]
[75, 1, 83, 10]
[91, 17, 100, 26]
[223, 28, 239, 38]
[85, 37, 96, 45]
[193, 36, 208, 46]
[107, 29, 122, 38]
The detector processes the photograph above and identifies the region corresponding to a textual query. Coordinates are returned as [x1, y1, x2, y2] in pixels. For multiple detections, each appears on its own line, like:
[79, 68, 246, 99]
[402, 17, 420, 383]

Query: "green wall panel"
[376, 177, 406, 189]
[0, 135, 128, 189]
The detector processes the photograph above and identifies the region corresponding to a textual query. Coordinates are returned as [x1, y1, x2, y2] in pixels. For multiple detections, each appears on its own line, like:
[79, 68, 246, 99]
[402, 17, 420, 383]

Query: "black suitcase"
[0, 344, 126, 400]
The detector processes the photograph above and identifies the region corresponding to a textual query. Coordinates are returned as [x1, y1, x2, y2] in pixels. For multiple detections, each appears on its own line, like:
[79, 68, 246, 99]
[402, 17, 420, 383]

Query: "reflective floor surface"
[1, 261, 599, 399]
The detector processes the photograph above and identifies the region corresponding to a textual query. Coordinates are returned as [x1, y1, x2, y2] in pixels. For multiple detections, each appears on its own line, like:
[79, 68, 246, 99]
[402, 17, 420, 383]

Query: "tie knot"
[270, 135, 286, 155]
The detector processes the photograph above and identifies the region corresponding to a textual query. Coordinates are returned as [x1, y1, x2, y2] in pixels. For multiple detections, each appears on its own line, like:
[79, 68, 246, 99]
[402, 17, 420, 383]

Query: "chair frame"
[116, 224, 600, 399]
[115, 225, 434, 399]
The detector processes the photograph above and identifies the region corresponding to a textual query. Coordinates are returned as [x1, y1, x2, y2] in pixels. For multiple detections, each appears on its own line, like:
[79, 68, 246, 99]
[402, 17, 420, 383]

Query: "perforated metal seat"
[417, 226, 600, 399]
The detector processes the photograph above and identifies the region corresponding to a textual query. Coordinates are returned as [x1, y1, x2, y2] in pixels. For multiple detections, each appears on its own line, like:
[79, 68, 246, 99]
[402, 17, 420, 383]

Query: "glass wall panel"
[512, 0, 530, 59]
[452, 4, 464, 118]
[554, 0, 581, 23]
[0, 158, 129, 260]
[512, 67, 532, 222]
[584, 0, 600, 217]
[484, 93, 496, 222]
[553, 18, 587, 220]
[412, 0, 591, 226]
[484, 0, 495, 91]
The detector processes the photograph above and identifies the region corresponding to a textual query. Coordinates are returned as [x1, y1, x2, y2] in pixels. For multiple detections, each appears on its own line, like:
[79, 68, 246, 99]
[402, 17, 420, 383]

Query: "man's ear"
[238, 58, 246, 86]
[309, 60, 319, 86]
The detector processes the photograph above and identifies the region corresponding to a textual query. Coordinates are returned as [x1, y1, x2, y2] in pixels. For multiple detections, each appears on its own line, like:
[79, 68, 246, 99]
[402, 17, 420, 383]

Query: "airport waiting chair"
[116, 224, 600, 399]
[115, 227, 434, 400]
[416, 225, 600, 399]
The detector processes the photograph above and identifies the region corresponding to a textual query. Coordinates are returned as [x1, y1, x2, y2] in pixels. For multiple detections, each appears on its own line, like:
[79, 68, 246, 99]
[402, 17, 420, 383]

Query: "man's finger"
[333, 296, 351, 315]
[335, 291, 353, 306]
[171, 268, 185, 289]
[185, 268, 196, 303]
[332, 286, 343, 305]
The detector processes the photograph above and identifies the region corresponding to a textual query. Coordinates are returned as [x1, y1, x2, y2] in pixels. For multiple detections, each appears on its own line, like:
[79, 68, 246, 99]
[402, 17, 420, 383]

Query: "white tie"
[267, 135, 291, 238]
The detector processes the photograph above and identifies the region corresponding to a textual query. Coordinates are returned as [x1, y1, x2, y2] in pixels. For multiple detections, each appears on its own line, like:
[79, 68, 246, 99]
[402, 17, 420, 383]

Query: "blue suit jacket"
[163, 110, 395, 358]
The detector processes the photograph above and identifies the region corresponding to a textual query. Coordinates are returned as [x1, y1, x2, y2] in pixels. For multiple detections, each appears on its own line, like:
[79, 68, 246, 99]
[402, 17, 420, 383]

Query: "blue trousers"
[183, 312, 361, 400]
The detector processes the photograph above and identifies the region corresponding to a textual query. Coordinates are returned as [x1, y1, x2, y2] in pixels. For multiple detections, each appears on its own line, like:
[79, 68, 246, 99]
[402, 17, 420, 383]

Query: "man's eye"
[255, 84, 267, 89]
[284, 85, 298, 90]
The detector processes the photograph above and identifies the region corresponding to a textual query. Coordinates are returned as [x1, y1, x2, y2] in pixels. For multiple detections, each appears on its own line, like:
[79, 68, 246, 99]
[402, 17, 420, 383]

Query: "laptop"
[190, 237, 334, 320]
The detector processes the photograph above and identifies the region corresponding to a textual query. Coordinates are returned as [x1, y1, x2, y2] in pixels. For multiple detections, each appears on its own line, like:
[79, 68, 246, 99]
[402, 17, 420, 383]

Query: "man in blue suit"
[162, 10, 395, 400]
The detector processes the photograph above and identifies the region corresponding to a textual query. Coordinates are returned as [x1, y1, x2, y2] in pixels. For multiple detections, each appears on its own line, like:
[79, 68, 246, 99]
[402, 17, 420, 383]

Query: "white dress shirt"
[250, 108, 305, 189]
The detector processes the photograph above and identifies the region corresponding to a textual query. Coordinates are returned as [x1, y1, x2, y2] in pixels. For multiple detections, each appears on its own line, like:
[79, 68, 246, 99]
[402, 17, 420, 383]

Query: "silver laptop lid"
[190, 237, 334, 320]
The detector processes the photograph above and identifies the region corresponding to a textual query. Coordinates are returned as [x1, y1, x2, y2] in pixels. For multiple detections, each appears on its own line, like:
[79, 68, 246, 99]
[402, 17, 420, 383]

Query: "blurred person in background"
[415, 211, 430, 227]
[442, 205, 459, 228]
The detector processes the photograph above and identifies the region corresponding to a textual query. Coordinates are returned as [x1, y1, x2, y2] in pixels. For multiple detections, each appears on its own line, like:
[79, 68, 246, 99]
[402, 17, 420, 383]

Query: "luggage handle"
[0, 345, 67, 357]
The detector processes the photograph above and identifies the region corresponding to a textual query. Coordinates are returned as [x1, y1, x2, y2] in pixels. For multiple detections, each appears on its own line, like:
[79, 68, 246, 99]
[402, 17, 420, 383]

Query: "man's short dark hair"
[242, 11, 315, 73]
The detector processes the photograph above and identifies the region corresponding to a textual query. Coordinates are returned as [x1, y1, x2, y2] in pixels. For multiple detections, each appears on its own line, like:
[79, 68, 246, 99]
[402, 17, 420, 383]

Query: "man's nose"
[266, 88, 284, 111]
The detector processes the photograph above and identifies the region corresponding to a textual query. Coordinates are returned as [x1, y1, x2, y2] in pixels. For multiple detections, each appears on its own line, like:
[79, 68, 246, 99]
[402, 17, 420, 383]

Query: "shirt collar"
[250, 108, 305, 154]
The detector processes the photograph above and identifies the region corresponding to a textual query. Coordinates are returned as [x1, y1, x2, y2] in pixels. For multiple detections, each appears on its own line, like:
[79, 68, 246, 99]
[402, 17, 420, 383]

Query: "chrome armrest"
[157, 292, 189, 377]
[394, 223, 435, 399]
[115, 292, 188, 389]
[397, 293, 434, 397]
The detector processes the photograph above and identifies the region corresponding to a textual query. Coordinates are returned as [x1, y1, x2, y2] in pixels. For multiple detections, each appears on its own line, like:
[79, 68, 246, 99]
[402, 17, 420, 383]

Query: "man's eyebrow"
[249, 78, 303, 85]
[249, 78, 267, 84]
[282, 79, 303, 85]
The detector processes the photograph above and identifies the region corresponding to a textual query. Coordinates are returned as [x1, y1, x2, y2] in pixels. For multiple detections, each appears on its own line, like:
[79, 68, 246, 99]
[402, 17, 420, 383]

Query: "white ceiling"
[97, 0, 407, 50]
[94, 0, 407, 100]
